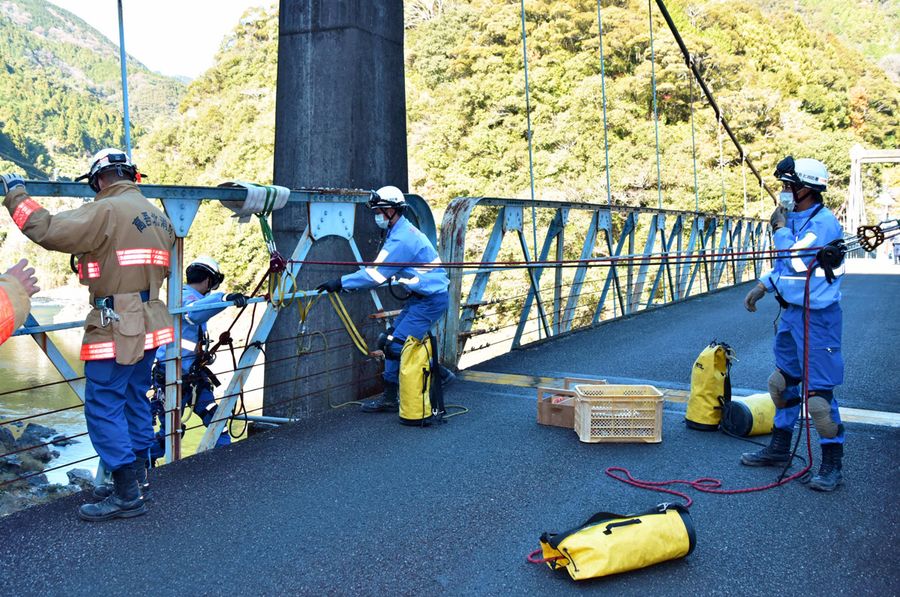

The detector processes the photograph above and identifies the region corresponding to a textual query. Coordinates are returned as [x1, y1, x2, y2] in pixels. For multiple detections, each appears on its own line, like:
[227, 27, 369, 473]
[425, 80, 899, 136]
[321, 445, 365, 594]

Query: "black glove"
[769, 206, 787, 231]
[316, 278, 342, 294]
[225, 292, 249, 308]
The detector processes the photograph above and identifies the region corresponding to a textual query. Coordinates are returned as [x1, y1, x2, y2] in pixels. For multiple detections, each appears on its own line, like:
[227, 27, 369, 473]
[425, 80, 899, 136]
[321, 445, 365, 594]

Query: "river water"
[0, 300, 95, 484]
[1, 299, 260, 486]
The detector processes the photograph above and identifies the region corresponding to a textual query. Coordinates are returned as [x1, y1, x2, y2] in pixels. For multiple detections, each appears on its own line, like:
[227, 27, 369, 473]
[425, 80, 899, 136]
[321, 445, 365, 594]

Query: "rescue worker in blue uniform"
[316, 186, 450, 412]
[148, 256, 249, 462]
[742, 156, 846, 491]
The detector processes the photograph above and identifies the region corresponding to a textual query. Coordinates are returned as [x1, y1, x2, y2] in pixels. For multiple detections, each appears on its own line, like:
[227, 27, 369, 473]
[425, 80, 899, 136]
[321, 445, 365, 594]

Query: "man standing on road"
[2, 149, 175, 520]
[742, 156, 846, 492]
[315, 186, 450, 413]
[0, 258, 39, 345]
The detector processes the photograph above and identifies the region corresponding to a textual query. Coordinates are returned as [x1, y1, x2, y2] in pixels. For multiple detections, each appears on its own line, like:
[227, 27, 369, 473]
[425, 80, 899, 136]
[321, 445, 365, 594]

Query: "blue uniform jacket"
[155, 285, 229, 372]
[341, 216, 449, 296]
[758, 204, 844, 309]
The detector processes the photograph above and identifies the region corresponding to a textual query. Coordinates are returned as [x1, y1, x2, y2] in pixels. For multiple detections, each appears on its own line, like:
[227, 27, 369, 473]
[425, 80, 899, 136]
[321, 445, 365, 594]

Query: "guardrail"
[439, 197, 771, 367]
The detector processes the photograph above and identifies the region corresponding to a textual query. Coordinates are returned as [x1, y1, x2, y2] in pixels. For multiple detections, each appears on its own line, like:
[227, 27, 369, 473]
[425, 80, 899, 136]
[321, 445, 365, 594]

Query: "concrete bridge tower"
[268, 1, 407, 415]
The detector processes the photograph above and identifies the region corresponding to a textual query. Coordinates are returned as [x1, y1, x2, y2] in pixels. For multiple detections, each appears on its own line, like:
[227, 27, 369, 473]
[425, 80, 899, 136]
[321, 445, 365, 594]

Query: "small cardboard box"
[537, 378, 606, 429]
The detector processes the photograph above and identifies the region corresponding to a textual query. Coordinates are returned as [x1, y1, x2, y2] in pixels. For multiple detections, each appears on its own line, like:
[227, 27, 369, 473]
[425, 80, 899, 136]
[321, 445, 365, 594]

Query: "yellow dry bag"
[537, 503, 696, 581]
[685, 341, 734, 431]
[398, 334, 444, 426]
[721, 394, 775, 437]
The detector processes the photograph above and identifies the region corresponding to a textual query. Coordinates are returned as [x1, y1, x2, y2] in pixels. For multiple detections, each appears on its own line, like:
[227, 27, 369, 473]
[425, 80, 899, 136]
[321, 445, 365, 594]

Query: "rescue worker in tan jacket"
[2, 149, 175, 521]
[0, 259, 40, 345]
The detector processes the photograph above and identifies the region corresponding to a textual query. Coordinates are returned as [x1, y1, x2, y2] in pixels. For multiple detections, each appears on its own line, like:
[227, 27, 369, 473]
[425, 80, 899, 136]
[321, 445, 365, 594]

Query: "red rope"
[604, 264, 818, 508]
[289, 245, 822, 270]
[526, 548, 561, 564]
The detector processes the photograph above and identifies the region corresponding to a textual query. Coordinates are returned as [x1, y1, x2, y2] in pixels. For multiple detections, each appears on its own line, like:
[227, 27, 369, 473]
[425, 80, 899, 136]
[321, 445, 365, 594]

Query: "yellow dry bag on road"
[537, 503, 696, 581]
[685, 341, 734, 431]
[399, 334, 444, 426]
[721, 394, 775, 437]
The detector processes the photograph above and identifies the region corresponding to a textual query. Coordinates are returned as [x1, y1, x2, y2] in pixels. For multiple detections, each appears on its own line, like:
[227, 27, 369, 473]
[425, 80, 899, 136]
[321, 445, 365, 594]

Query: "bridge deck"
[1, 272, 898, 595]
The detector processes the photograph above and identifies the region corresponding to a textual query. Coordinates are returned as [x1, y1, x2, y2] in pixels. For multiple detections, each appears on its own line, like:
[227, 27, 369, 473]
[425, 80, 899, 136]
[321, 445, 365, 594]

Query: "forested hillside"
[0, 0, 184, 287]
[0, 0, 184, 177]
[1, 0, 897, 293]
[405, 0, 898, 215]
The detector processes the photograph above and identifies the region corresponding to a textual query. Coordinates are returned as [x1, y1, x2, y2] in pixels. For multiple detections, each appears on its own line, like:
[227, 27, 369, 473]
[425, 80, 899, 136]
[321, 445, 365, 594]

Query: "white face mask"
[374, 213, 389, 229]
[778, 191, 795, 211]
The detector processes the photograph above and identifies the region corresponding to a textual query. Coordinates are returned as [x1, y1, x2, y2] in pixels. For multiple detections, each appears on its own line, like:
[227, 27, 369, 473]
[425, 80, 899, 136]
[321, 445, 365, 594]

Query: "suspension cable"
[688, 64, 700, 212]
[648, 0, 663, 210]
[653, 0, 774, 203]
[518, 0, 541, 340]
[595, 0, 613, 209]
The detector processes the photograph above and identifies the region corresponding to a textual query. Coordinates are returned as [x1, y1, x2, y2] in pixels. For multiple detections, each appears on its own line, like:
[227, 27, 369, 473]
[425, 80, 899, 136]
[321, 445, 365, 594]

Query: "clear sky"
[47, 0, 268, 79]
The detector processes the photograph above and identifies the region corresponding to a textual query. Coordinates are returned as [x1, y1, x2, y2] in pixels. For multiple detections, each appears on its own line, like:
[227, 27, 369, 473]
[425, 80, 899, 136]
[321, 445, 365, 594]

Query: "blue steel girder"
[593, 212, 635, 323]
[681, 216, 702, 298]
[631, 214, 659, 311]
[736, 220, 754, 281]
[459, 213, 505, 341]
[711, 217, 731, 288]
[514, 228, 552, 344]
[701, 217, 718, 292]
[559, 210, 600, 333]
[513, 208, 567, 348]
[646, 214, 680, 308]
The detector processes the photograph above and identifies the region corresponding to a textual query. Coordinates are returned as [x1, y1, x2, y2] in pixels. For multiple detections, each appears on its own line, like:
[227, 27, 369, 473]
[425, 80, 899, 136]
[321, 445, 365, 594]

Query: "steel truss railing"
[439, 196, 771, 367]
[9, 182, 437, 478]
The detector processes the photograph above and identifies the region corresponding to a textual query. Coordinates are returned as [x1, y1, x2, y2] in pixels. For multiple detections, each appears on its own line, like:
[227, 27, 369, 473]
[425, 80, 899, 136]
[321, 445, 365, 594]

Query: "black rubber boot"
[361, 382, 399, 413]
[92, 457, 150, 501]
[741, 427, 793, 467]
[809, 443, 843, 492]
[78, 465, 147, 521]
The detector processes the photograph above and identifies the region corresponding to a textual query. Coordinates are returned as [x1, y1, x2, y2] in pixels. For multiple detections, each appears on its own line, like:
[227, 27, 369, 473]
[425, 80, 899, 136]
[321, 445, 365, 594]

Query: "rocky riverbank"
[0, 421, 94, 517]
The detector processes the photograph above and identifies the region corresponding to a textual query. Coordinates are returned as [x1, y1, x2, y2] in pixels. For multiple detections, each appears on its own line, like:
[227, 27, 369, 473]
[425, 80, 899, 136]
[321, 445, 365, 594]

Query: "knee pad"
[808, 394, 839, 439]
[768, 370, 787, 408]
[384, 335, 404, 361]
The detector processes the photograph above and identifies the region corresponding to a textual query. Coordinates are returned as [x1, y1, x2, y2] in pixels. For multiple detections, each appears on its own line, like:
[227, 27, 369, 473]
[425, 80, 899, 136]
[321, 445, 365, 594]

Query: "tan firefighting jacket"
[3, 181, 175, 364]
[0, 274, 30, 346]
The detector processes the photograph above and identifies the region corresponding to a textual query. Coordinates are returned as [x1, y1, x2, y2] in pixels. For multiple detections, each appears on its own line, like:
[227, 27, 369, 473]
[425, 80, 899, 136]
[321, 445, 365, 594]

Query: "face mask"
[778, 191, 795, 211]
[374, 213, 389, 229]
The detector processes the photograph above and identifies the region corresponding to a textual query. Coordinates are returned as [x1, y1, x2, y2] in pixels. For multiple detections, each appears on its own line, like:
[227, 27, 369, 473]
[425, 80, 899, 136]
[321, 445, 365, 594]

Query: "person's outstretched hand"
[4, 259, 39, 296]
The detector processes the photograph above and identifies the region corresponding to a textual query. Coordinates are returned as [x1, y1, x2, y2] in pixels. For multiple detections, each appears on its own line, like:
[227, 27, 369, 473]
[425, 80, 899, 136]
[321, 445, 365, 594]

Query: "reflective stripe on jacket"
[0, 275, 30, 346]
[4, 181, 176, 364]
[341, 216, 449, 296]
[758, 204, 844, 309]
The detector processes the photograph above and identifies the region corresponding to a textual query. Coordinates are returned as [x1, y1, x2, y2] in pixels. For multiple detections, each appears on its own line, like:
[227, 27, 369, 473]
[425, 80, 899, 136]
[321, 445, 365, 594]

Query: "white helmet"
[774, 156, 828, 192]
[367, 185, 407, 211]
[75, 148, 139, 192]
[187, 256, 224, 290]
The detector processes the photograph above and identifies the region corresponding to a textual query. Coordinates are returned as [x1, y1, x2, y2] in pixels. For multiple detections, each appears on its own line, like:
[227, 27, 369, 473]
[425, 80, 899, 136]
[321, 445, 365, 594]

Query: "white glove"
[1, 173, 25, 195]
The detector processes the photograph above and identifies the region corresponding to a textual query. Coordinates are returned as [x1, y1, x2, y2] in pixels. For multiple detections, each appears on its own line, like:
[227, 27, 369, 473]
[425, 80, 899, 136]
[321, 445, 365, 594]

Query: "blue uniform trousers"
[773, 302, 844, 445]
[384, 292, 449, 384]
[149, 378, 231, 462]
[83, 349, 157, 471]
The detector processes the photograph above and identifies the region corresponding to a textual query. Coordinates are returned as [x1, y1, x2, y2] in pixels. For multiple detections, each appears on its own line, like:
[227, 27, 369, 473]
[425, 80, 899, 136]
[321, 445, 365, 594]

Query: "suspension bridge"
[0, 0, 898, 594]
